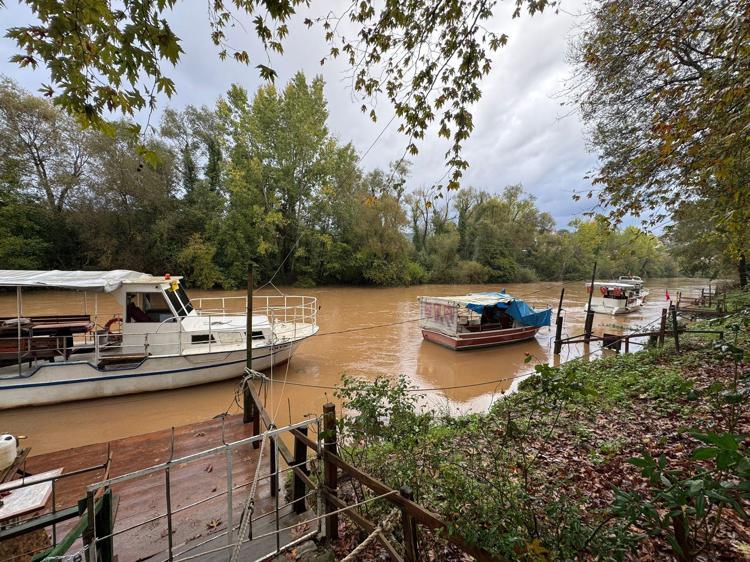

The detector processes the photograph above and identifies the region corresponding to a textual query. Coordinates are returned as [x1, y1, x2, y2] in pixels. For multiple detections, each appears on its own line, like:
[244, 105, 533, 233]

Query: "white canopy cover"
[0, 270, 147, 292]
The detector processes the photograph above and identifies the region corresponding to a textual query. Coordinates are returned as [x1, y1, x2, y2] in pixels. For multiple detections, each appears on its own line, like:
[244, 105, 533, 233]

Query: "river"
[0, 278, 709, 455]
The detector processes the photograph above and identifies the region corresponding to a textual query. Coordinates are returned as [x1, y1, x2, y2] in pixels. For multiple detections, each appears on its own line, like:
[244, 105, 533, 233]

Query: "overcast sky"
[0, 0, 604, 228]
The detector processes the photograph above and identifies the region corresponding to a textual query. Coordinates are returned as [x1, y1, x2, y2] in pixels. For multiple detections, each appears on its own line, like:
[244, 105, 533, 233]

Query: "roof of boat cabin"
[418, 292, 516, 307]
[0, 270, 181, 292]
[586, 281, 640, 288]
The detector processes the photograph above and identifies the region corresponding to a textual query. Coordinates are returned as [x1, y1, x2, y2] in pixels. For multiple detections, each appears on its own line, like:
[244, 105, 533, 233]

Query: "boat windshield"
[166, 285, 195, 317]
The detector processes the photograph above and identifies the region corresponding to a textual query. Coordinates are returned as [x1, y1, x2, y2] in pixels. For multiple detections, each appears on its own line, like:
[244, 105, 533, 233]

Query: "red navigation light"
[164, 273, 171, 280]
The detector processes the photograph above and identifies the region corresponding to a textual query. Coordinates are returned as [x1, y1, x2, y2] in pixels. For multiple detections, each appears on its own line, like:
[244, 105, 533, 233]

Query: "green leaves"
[574, 0, 750, 240]
[5, 0, 553, 190]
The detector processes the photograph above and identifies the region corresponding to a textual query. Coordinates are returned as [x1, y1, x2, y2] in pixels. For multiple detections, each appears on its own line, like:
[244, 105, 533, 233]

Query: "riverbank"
[331, 288, 750, 561]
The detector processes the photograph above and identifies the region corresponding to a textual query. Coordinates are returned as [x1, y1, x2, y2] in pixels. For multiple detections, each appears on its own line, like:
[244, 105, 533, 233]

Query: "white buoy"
[0, 434, 17, 470]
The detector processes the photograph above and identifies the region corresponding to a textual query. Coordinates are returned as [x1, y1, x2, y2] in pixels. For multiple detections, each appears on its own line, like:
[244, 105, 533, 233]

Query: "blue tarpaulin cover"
[464, 292, 551, 328]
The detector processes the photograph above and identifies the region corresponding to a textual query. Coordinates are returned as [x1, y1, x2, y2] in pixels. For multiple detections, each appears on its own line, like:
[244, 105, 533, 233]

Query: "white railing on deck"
[192, 295, 317, 332]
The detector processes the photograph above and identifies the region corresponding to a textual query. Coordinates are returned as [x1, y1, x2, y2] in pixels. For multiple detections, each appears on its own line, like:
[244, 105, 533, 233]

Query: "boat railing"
[192, 295, 318, 329]
[0, 298, 317, 372]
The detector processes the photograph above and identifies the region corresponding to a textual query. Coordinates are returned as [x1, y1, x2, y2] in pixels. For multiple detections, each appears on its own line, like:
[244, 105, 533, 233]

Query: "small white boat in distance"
[585, 278, 650, 315]
[0, 270, 318, 409]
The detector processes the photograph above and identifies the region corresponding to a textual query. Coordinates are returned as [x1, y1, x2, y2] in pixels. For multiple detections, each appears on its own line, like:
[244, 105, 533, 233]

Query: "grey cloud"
[1, 0, 599, 226]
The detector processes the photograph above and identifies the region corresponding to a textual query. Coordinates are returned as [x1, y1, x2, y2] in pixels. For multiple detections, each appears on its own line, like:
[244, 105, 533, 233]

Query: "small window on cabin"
[166, 285, 194, 317]
[191, 334, 216, 344]
[251, 330, 265, 340]
[126, 292, 173, 323]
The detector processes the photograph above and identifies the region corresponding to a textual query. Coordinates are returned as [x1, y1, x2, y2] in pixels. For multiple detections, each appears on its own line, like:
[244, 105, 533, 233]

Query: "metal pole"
[246, 268, 253, 371]
[16, 286, 22, 376]
[51, 479, 57, 546]
[226, 448, 234, 548]
[274, 436, 280, 554]
[165, 468, 174, 561]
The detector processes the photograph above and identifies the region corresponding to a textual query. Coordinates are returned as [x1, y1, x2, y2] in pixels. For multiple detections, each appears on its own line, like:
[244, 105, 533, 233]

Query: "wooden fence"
[243, 378, 505, 562]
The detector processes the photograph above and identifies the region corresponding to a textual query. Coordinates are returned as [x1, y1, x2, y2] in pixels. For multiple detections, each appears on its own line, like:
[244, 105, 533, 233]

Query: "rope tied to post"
[340, 508, 401, 562]
[230, 376, 269, 562]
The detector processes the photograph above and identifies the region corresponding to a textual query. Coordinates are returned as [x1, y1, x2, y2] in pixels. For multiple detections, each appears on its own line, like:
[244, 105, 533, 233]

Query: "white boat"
[585, 278, 650, 315]
[0, 270, 318, 409]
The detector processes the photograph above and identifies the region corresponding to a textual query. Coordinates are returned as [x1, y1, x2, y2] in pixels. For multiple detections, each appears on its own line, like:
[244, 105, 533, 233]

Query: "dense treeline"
[1, 74, 678, 288]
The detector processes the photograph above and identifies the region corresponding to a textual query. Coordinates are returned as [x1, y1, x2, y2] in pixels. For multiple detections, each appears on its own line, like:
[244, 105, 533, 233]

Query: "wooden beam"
[322, 451, 505, 562]
[324, 491, 403, 561]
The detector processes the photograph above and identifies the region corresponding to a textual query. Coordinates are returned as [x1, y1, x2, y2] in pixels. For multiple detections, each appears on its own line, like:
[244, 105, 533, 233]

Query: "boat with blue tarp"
[418, 291, 552, 350]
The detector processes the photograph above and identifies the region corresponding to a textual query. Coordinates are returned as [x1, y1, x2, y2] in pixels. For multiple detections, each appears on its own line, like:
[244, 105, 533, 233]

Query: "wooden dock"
[21, 414, 304, 561]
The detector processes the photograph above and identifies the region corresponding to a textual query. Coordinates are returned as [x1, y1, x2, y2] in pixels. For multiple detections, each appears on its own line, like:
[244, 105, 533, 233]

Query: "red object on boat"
[600, 286, 608, 296]
[164, 273, 171, 279]
[666, 289, 670, 300]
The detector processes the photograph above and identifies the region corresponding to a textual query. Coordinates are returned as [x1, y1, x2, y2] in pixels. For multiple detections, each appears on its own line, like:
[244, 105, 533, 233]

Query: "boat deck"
[20, 414, 305, 561]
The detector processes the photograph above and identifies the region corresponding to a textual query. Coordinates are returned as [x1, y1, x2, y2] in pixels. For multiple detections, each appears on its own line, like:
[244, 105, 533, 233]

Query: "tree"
[3, 0, 554, 186]
[572, 0, 750, 281]
[0, 78, 95, 213]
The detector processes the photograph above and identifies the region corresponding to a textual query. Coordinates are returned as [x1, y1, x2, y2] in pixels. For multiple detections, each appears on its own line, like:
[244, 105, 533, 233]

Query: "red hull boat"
[418, 292, 550, 351]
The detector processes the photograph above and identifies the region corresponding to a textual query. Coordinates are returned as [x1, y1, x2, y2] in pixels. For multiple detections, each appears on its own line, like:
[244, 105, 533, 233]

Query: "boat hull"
[422, 325, 540, 350]
[0, 340, 304, 410]
[585, 295, 645, 315]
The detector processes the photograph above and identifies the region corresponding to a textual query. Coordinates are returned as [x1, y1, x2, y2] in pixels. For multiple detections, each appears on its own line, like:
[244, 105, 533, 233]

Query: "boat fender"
[0, 434, 17, 470]
[104, 315, 122, 332]
[600, 286, 608, 296]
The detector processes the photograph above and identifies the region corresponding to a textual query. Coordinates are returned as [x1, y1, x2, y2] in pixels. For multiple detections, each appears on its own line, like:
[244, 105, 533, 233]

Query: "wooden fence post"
[400, 487, 419, 562]
[83, 490, 96, 562]
[293, 427, 309, 514]
[658, 308, 667, 347]
[323, 403, 339, 541]
[96, 489, 114, 562]
[671, 305, 680, 353]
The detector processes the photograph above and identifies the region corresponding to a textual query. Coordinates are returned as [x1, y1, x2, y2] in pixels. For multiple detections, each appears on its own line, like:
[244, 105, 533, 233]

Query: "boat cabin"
[587, 282, 639, 300]
[0, 270, 272, 369]
[418, 292, 551, 350]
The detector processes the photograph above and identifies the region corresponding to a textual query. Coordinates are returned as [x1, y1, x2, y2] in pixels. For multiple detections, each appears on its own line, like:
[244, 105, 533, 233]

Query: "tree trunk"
[739, 253, 748, 288]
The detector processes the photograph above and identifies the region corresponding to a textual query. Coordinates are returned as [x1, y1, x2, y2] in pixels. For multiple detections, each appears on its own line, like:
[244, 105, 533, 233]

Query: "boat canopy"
[425, 292, 552, 328]
[0, 270, 149, 292]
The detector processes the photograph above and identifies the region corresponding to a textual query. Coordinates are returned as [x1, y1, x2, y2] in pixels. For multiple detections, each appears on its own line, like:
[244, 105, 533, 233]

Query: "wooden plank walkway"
[21, 414, 313, 561]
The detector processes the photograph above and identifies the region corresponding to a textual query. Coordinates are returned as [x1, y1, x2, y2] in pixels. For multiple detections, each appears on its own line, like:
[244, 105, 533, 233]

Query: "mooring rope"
[230, 374, 269, 562]
[340, 508, 401, 561]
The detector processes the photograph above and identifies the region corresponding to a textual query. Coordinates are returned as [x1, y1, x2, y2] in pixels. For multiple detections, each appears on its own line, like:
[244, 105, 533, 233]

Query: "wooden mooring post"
[584, 262, 597, 344]
[553, 287, 564, 355]
[671, 305, 680, 353]
[243, 268, 262, 449]
[658, 308, 667, 347]
[323, 403, 339, 541]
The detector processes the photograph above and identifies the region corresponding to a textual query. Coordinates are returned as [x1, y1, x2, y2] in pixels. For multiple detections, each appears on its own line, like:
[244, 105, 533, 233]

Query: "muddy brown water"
[0, 278, 710, 455]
